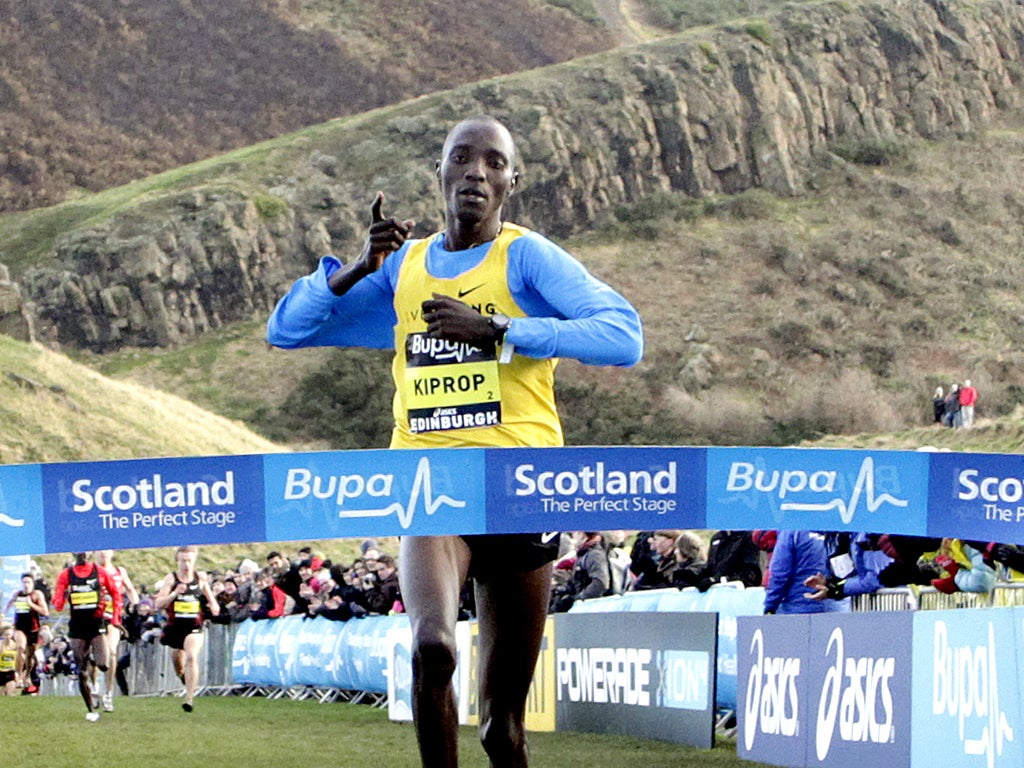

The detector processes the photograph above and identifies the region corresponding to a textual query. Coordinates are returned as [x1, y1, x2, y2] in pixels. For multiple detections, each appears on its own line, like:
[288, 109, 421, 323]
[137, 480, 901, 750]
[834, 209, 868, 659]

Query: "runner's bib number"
[403, 332, 502, 433]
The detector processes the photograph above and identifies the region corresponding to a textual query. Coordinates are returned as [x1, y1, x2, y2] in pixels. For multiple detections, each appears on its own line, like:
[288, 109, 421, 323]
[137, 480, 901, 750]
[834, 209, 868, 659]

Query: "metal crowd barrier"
[37, 582, 1024, 699]
[123, 622, 238, 696]
[39, 623, 240, 698]
[850, 582, 1024, 612]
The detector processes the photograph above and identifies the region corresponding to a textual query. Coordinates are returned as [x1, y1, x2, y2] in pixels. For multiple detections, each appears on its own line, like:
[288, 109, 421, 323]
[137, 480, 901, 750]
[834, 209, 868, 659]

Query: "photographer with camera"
[362, 554, 402, 615]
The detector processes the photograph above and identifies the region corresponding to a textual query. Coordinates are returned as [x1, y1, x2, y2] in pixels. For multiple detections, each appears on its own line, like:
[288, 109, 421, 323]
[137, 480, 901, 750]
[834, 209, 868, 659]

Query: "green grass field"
[0, 694, 763, 768]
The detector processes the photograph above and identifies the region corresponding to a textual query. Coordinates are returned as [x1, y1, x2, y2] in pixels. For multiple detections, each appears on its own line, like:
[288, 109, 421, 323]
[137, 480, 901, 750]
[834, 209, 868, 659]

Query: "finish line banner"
[4, 445, 1024, 555]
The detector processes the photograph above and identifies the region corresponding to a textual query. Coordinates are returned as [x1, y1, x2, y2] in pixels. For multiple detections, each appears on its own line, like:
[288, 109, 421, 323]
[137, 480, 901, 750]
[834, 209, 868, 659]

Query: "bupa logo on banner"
[707, 448, 928, 534]
[928, 452, 1024, 543]
[41, 455, 265, 551]
[0, 463, 45, 556]
[484, 447, 705, 534]
[911, 609, 1022, 768]
[263, 448, 486, 540]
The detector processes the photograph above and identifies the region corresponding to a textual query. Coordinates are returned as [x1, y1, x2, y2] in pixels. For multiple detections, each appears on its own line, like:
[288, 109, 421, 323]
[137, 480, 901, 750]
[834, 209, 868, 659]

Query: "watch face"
[491, 313, 511, 330]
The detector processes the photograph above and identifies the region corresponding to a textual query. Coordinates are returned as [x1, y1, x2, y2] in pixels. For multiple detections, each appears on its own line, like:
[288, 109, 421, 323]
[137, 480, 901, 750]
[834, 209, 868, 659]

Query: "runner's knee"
[412, 637, 457, 685]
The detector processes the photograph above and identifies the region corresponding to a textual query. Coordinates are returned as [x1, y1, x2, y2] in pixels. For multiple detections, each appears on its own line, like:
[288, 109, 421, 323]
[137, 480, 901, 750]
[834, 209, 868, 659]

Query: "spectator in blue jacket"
[764, 531, 845, 614]
[803, 532, 893, 607]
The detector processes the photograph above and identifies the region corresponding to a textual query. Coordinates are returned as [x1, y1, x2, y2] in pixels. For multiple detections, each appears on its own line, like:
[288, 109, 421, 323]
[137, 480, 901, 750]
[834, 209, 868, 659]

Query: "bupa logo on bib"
[404, 332, 501, 433]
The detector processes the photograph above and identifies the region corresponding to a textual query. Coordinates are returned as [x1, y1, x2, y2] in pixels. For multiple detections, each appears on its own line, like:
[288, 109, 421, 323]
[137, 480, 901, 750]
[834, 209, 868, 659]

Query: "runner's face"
[438, 120, 517, 229]
[22, 576, 33, 591]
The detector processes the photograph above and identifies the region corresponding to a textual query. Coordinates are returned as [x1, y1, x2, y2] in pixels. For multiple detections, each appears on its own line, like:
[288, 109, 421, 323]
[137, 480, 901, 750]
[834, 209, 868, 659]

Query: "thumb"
[370, 191, 385, 224]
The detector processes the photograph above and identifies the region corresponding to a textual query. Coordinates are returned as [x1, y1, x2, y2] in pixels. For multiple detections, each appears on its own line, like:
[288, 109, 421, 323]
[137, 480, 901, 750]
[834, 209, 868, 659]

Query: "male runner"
[95, 549, 139, 711]
[3, 572, 48, 693]
[155, 545, 220, 712]
[267, 115, 643, 767]
[51, 552, 121, 721]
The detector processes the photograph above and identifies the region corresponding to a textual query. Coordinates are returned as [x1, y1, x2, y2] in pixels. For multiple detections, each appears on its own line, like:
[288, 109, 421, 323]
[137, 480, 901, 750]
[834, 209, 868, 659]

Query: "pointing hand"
[363, 192, 415, 272]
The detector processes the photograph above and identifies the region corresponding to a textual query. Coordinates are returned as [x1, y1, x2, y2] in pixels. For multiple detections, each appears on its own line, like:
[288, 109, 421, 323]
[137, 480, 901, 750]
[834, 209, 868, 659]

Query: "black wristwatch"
[488, 313, 511, 343]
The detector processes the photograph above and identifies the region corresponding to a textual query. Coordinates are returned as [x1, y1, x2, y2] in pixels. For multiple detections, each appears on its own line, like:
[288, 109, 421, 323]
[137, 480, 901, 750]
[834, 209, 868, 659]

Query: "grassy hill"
[0, 333, 395, 587]
[43, 117, 1024, 451]
[6, 0, 1024, 584]
[0, 0, 822, 214]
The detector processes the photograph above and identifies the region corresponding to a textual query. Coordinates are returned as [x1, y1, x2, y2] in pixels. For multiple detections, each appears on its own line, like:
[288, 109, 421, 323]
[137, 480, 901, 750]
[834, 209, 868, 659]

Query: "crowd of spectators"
[13, 531, 1024, 687]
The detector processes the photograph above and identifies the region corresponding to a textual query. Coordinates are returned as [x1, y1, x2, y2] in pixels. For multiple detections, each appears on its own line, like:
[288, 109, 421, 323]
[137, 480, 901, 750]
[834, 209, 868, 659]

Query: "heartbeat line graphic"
[780, 457, 908, 524]
[337, 456, 466, 529]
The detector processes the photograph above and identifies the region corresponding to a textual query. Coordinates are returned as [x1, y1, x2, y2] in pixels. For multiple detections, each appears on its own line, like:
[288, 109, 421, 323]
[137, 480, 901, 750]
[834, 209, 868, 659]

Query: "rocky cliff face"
[20, 0, 1024, 351]
[0, 264, 35, 343]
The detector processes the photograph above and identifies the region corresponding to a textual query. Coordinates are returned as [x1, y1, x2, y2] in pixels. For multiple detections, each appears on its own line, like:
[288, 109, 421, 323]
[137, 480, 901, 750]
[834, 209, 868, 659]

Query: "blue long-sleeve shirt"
[824, 532, 893, 598]
[266, 230, 644, 367]
[764, 531, 845, 615]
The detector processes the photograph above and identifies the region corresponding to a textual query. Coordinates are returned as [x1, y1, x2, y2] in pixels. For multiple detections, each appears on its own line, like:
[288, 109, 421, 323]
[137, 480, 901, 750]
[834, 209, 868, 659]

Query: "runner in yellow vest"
[0, 624, 19, 696]
[268, 115, 643, 767]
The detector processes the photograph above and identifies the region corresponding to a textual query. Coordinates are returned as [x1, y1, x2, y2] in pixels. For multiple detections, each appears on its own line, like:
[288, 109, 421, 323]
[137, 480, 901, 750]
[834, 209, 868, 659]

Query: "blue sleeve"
[505, 233, 643, 366]
[763, 531, 795, 613]
[265, 251, 404, 350]
[838, 535, 887, 597]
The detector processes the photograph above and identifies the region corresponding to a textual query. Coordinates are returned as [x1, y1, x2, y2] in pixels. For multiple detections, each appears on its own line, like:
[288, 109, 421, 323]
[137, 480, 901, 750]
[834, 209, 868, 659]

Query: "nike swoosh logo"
[541, 531, 560, 544]
[458, 284, 485, 298]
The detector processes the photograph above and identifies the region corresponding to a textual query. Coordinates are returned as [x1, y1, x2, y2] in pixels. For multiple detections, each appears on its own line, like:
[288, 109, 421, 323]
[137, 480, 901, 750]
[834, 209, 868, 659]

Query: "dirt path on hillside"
[592, 0, 644, 45]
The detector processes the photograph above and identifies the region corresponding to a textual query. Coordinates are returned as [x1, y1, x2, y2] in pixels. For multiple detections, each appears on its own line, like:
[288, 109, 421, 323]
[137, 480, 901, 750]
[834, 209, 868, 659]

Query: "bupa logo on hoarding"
[708, 449, 927, 534]
[41, 455, 265, 551]
[264, 449, 486, 539]
[931, 621, 1014, 766]
[485, 447, 705, 534]
[913, 611, 1022, 768]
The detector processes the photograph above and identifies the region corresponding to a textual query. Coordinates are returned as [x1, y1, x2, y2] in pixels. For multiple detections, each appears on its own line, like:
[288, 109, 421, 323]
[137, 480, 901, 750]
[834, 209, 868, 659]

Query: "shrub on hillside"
[829, 137, 911, 166]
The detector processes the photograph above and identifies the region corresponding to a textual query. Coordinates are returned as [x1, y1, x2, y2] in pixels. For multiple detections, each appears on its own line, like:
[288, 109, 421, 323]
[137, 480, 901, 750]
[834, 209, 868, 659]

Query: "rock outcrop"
[0, 263, 35, 343]
[19, 0, 1024, 350]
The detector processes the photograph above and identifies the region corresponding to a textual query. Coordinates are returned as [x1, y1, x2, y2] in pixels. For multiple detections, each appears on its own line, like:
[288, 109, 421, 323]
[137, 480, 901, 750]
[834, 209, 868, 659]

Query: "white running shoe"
[85, 712, 100, 722]
[102, 692, 114, 712]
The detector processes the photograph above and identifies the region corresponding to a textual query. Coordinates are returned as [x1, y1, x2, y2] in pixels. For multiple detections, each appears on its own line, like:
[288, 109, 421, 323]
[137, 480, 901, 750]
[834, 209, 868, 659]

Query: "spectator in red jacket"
[958, 379, 978, 428]
[248, 567, 291, 620]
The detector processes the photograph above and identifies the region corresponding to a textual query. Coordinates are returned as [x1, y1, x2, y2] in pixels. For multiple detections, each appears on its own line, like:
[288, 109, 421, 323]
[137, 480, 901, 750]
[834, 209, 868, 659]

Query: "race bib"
[404, 333, 502, 433]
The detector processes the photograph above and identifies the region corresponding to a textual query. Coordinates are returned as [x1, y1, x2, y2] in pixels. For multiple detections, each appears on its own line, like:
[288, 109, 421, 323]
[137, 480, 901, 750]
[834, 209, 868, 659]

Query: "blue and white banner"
[928, 452, 1024, 543]
[8, 445, 1024, 555]
[911, 608, 1023, 768]
[263, 449, 486, 541]
[484, 446, 704, 533]
[0, 464, 44, 555]
[707, 448, 928, 535]
[41, 455, 265, 552]
[739, 612, 914, 768]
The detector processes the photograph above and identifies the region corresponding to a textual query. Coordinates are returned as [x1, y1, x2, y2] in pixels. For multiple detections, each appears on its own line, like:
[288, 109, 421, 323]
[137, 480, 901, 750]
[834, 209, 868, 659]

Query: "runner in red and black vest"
[51, 552, 121, 721]
[3, 572, 48, 693]
[155, 545, 219, 713]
